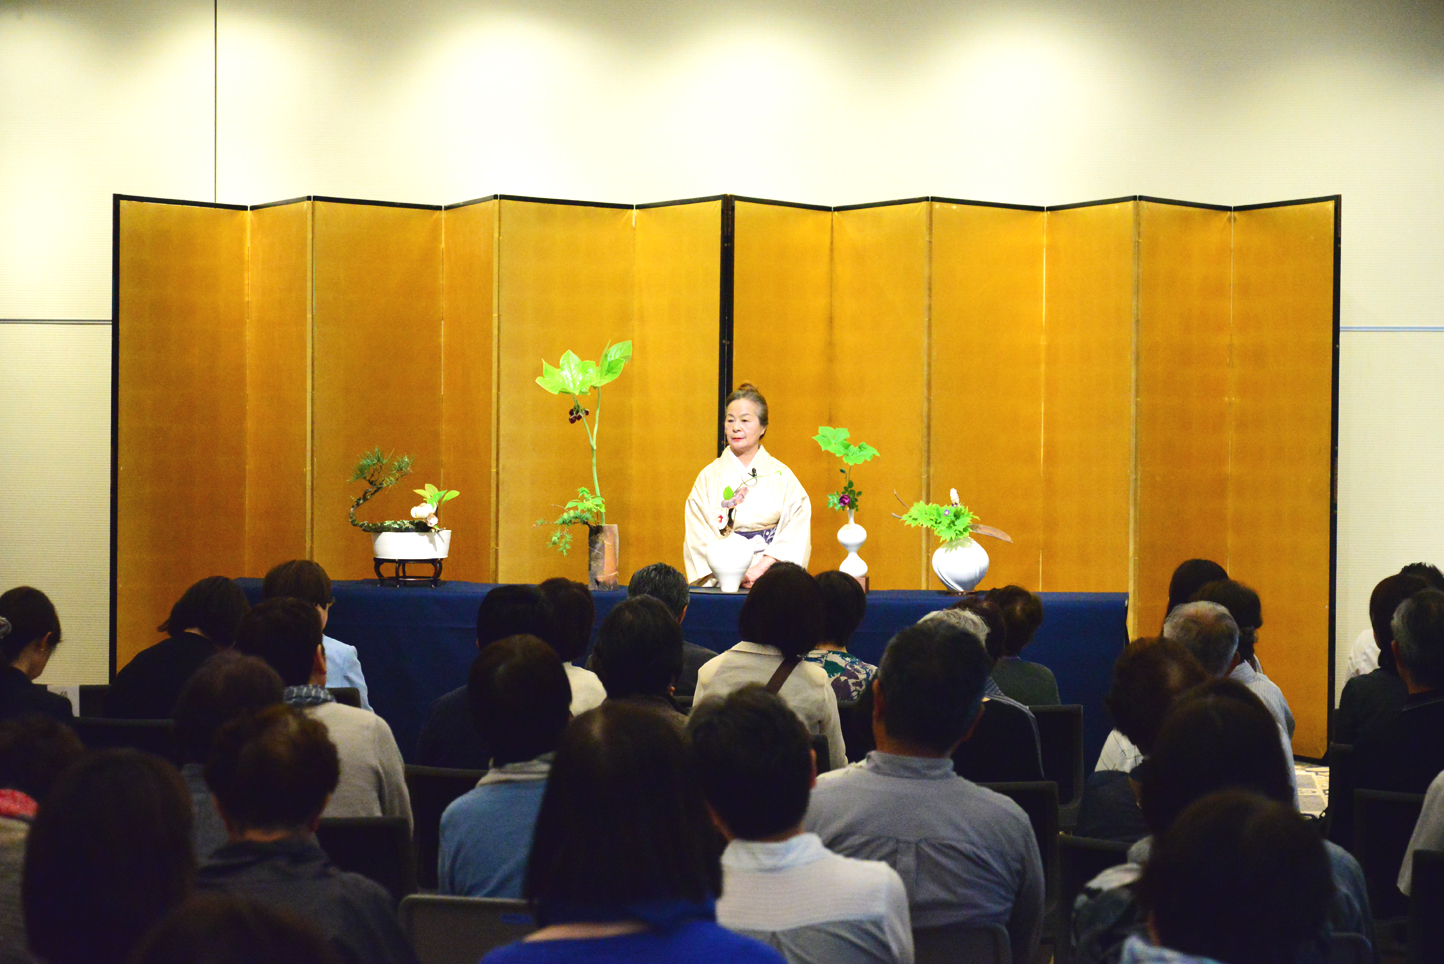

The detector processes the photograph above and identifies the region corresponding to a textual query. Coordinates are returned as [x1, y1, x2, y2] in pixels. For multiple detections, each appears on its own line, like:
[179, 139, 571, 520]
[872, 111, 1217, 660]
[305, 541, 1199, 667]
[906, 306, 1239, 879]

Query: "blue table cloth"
[238, 579, 1129, 765]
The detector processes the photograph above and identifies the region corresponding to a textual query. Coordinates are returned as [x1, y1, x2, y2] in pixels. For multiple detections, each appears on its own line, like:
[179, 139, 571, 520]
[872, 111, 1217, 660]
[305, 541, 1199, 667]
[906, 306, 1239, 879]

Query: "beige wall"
[2, 0, 1442, 698]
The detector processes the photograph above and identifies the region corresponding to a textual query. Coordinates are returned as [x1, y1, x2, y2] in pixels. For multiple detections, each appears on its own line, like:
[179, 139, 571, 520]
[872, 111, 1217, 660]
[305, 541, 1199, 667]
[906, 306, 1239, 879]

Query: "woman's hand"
[740, 555, 776, 589]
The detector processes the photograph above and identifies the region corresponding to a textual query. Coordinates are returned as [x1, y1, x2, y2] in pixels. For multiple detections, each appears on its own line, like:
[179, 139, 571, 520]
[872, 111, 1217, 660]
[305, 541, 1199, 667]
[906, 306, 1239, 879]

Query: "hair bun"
[735, 382, 759, 393]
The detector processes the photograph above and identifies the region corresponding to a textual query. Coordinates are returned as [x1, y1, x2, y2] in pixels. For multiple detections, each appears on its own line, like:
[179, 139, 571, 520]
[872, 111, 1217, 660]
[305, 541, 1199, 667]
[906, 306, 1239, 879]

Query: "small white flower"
[411, 503, 432, 520]
[426, 514, 439, 528]
[950, 488, 960, 505]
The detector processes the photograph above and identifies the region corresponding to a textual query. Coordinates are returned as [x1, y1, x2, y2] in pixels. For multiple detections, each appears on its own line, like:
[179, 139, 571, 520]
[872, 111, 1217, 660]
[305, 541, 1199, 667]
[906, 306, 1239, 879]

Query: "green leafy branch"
[813, 426, 879, 514]
[898, 498, 976, 544]
[349, 448, 419, 532]
[535, 488, 607, 554]
[413, 483, 460, 510]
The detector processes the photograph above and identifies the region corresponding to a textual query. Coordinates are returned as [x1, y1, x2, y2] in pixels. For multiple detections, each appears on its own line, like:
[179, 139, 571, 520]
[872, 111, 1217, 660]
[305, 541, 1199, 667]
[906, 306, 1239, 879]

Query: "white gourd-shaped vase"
[706, 532, 754, 593]
[932, 537, 989, 592]
[837, 510, 868, 580]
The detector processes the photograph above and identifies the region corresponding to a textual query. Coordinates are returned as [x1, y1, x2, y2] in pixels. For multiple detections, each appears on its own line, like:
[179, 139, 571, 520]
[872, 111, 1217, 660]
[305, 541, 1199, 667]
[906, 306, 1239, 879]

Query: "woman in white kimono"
[684, 383, 811, 587]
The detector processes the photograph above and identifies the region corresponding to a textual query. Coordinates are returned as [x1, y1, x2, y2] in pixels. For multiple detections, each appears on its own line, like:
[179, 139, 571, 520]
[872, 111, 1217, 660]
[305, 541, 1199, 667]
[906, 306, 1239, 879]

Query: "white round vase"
[837, 511, 868, 580]
[932, 537, 989, 592]
[706, 532, 754, 593]
[371, 529, 451, 560]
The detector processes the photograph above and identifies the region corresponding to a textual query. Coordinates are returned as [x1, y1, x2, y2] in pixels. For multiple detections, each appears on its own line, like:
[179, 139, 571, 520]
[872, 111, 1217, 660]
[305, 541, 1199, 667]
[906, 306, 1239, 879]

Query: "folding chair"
[981, 780, 1059, 904]
[1053, 834, 1133, 964]
[913, 920, 1011, 964]
[400, 894, 536, 964]
[316, 815, 417, 905]
[328, 686, 362, 708]
[1408, 849, 1444, 964]
[1033, 704, 1085, 829]
[405, 764, 486, 890]
[71, 716, 179, 763]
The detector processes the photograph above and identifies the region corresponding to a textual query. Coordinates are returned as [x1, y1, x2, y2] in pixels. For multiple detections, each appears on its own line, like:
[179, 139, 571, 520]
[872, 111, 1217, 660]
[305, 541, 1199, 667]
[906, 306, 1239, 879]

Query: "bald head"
[1163, 602, 1239, 677]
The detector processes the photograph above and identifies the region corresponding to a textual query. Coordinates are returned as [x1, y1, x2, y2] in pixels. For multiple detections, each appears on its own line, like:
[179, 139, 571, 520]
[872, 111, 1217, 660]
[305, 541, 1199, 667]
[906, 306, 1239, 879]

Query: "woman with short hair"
[0, 586, 70, 722]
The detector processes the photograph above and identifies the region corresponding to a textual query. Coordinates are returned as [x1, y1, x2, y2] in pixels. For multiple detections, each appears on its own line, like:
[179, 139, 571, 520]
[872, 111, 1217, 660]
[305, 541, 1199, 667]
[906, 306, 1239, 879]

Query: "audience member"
[262, 560, 372, 711]
[919, 606, 1044, 783]
[172, 650, 285, 860]
[23, 749, 195, 964]
[1192, 579, 1294, 737]
[693, 564, 846, 770]
[0, 716, 85, 964]
[690, 685, 912, 964]
[1128, 790, 1334, 964]
[439, 635, 571, 898]
[0, 588, 71, 723]
[199, 705, 416, 964]
[1164, 559, 1228, 621]
[987, 585, 1057, 705]
[415, 584, 556, 768]
[1398, 767, 1444, 897]
[107, 576, 250, 719]
[1073, 680, 1369, 964]
[130, 892, 341, 964]
[1334, 573, 1427, 744]
[234, 599, 410, 825]
[481, 702, 786, 964]
[627, 562, 718, 706]
[802, 571, 875, 704]
[1346, 562, 1444, 680]
[805, 620, 1044, 964]
[591, 596, 686, 720]
[538, 578, 608, 715]
[1076, 638, 1208, 842]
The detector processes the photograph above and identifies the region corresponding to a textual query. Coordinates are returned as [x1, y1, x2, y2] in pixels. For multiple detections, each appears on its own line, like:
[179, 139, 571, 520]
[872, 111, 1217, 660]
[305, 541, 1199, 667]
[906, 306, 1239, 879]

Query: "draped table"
[238, 579, 1129, 765]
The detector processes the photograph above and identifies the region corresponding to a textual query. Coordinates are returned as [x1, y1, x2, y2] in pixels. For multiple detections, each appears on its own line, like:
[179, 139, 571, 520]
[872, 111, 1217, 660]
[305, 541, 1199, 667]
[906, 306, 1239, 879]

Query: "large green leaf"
[536, 359, 567, 394]
[843, 441, 880, 465]
[596, 340, 633, 385]
[557, 351, 592, 395]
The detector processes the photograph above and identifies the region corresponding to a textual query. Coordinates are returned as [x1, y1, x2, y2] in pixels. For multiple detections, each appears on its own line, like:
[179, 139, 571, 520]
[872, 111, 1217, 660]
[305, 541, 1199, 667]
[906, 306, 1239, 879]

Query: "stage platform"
[238, 579, 1129, 765]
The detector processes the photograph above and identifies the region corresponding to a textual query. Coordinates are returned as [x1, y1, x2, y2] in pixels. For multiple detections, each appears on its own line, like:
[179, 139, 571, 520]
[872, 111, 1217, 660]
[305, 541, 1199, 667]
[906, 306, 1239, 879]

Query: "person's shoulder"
[669, 919, 789, 961]
[323, 634, 360, 658]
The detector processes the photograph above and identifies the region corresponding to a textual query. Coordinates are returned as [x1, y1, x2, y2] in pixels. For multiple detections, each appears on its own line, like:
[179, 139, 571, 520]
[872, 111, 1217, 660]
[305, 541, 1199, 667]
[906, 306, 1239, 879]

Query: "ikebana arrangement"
[349, 448, 459, 587]
[896, 488, 1012, 592]
[813, 426, 879, 580]
[535, 341, 632, 588]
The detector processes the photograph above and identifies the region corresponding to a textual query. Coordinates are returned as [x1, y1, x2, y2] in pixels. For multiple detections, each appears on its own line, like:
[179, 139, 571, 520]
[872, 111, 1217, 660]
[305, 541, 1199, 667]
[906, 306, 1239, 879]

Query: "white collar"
[722, 832, 829, 871]
[478, 753, 554, 785]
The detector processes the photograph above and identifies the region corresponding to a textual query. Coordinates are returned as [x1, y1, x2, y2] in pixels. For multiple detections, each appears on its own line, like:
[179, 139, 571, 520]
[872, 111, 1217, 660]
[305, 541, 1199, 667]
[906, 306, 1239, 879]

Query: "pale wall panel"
[930, 202, 1046, 591]
[634, 201, 723, 578]
[731, 201, 833, 579]
[311, 201, 444, 581]
[440, 200, 498, 582]
[1132, 202, 1233, 634]
[246, 201, 312, 574]
[1041, 202, 1136, 592]
[495, 200, 635, 585]
[828, 203, 929, 588]
[1231, 200, 1337, 758]
[116, 200, 249, 669]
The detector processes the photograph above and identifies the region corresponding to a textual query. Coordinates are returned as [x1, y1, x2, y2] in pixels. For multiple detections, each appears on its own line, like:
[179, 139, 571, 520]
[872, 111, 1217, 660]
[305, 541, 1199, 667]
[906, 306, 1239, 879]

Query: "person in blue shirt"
[262, 560, 371, 710]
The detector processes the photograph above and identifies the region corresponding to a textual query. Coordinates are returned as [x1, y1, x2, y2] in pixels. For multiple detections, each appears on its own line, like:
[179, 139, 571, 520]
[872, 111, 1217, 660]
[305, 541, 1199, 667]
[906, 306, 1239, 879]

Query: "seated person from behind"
[439, 635, 571, 899]
[804, 619, 1044, 964]
[627, 562, 718, 706]
[538, 578, 607, 716]
[1124, 790, 1335, 964]
[262, 559, 372, 711]
[133, 892, 339, 964]
[590, 596, 687, 721]
[172, 650, 285, 861]
[1345, 562, 1444, 680]
[693, 563, 846, 771]
[1072, 679, 1369, 964]
[0, 587, 72, 723]
[1333, 572, 1425, 744]
[234, 598, 410, 826]
[1192, 579, 1294, 738]
[690, 685, 912, 964]
[987, 585, 1058, 706]
[415, 584, 556, 769]
[1075, 638, 1208, 843]
[106, 575, 251, 719]
[198, 705, 416, 964]
[803, 571, 875, 704]
[1163, 559, 1229, 625]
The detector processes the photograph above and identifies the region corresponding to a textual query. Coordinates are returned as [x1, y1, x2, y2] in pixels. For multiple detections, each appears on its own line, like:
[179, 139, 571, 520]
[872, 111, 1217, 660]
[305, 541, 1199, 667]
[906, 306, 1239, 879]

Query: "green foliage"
[536, 488, 607, 554]
[535, 341, 633, 396]
[813, 426, 879, 513]
[899, 499, 976, 544]
[826, 471, 862, 513]
[349, 448, 416, 530]
[413, 482, 460, 509]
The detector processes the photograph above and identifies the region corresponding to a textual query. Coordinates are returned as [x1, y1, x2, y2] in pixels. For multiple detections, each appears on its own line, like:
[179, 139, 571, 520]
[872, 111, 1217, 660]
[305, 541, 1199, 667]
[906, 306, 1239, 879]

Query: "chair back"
[316, 816, 417, 905]
[77, 684, 109, 717]
[1033, 704, 1085, 814]
[400, 894, 536, 964]
[812, 734, 832, 774]
[405, 764, 486, 890]
[1054, 835, 1133, 964]
[838, 694, 875, 762]
[1324, 743, 1353, 840]
[1352, 788, 1426, 921]
[1409, 849, 1444, 964]
[71, 717, 178, 763]
[980, 780, 1059, 902]
[328, 686, 362, 708]
[913, 920, 1011, 964]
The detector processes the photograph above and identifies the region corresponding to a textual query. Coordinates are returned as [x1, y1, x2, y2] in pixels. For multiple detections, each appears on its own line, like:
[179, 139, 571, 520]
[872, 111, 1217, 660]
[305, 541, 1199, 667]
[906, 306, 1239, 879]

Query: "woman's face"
[725, 399, 765, 460]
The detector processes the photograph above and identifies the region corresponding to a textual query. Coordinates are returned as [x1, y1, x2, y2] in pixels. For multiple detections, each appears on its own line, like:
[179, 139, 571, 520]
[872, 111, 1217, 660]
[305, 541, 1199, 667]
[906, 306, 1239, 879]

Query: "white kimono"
[684, 445, 811, 584]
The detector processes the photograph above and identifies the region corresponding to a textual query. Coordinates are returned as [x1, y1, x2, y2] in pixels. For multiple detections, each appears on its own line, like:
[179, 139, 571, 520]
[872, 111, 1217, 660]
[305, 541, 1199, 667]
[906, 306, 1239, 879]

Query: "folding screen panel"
[1230, 199, 1338, 758]
[1132, 201, 1233, 633]
[495, 199, 636, 585]
[1041, 201, 1137, 592]
[440, 199, 498, 583]
[633, 200, 725, 575]
[930, 201, 1046, 590]
[114, 197, 249, 668]
[828, 201, 930, 586]
[731, 200, 834, 577]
